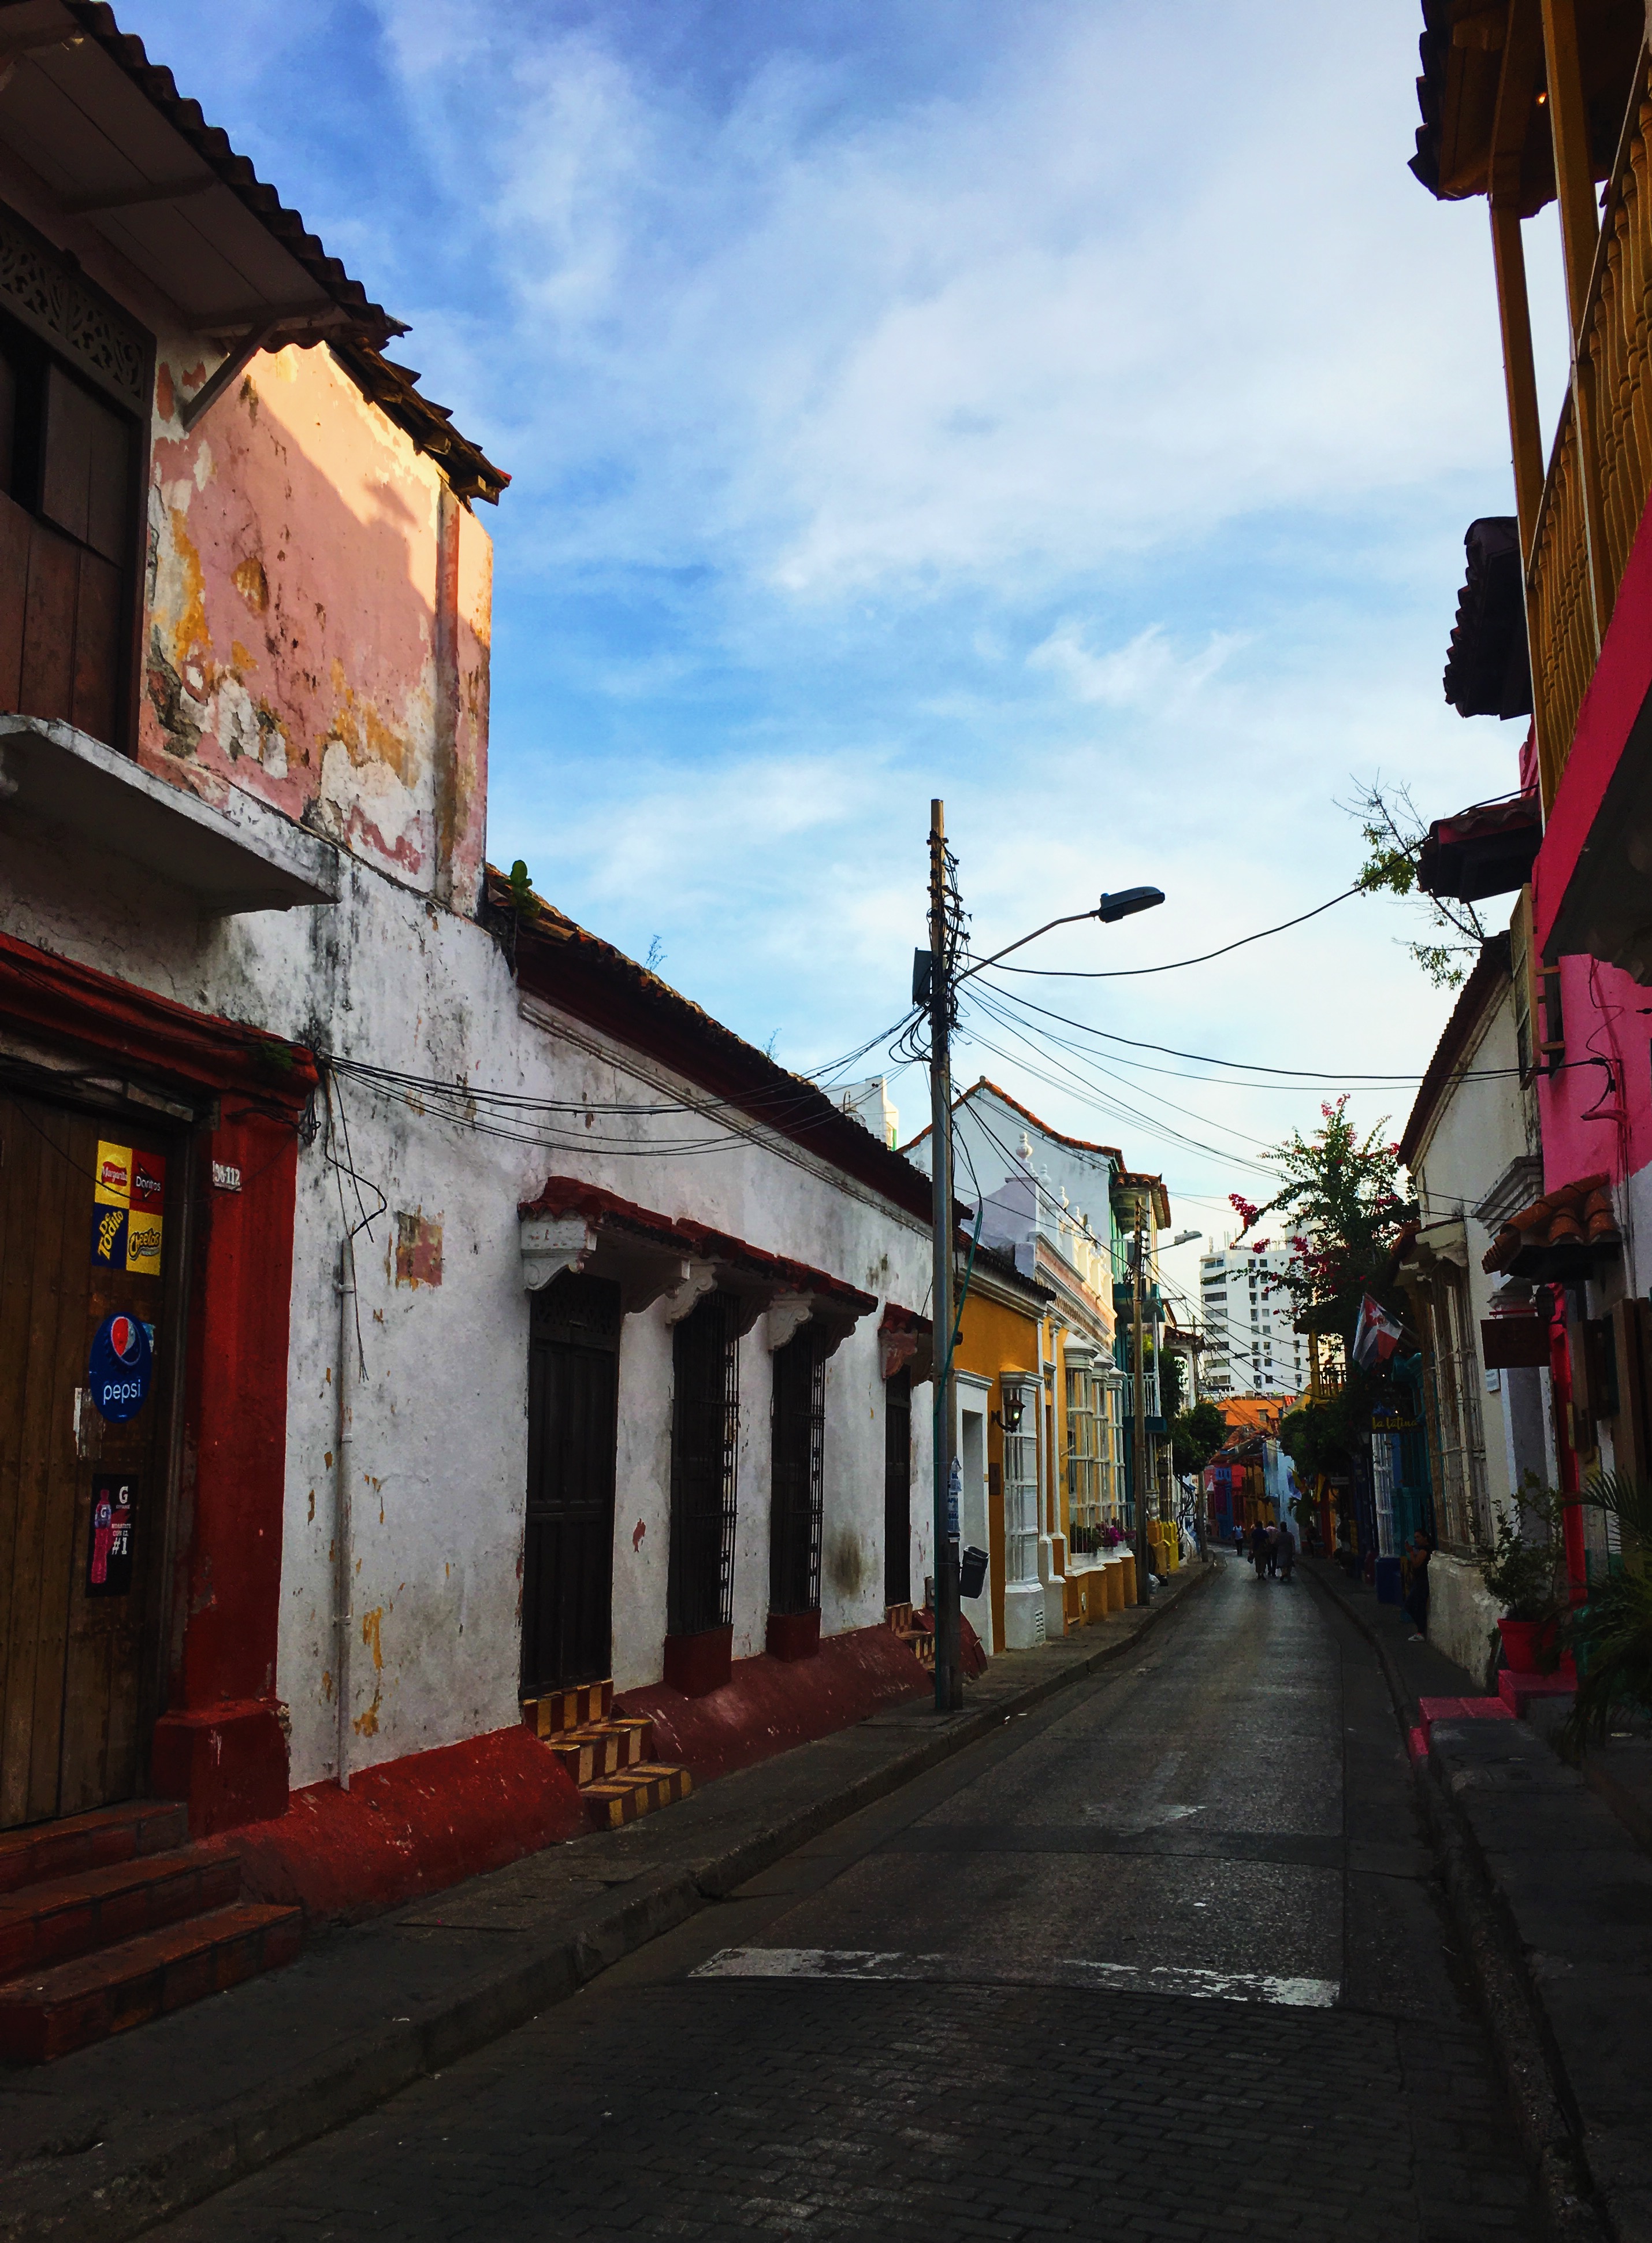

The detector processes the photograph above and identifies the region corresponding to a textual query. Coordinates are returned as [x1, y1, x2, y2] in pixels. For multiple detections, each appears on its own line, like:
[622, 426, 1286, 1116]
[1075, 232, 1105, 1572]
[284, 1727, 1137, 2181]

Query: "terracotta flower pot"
[1497, 1616, 1551, 1672]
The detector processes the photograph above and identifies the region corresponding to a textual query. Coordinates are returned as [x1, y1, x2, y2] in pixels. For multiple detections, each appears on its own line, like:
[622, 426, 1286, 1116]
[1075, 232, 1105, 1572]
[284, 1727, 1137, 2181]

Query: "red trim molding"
[0, 927, 318, 1106]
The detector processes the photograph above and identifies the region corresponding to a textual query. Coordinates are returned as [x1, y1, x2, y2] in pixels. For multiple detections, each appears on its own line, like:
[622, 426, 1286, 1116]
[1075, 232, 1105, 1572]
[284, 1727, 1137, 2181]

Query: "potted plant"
[1561, 1473, 1652, 1758]
[1475, 1494, 1564, 1672]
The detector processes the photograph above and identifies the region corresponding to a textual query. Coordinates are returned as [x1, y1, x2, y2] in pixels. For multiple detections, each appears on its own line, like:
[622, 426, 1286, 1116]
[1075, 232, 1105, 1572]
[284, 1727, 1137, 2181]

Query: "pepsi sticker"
[88, 1312, 152, 1423]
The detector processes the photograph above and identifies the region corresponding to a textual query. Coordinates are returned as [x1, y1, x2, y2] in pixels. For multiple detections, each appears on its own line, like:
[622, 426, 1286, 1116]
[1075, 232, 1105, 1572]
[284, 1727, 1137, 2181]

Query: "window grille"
[1003, 1378, 1041, 1586]
[770, 1327, 825, 1616]
[1065, 1365, 1102, 1554]
[668, 1290, 741, 1636]
[883, 1368, 911, 1606]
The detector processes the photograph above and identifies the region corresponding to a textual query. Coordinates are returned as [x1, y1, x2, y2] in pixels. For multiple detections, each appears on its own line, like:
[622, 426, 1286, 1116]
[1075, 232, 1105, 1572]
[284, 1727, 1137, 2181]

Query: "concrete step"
[521, 1680, 614, 1738]
[0, 1902, 303, 2063]
[0, 1847, 242, 1980]
[544, 1718, 653, 1788]
[581, 1763, 693, 1832]
[0, 1801, 188, 1897]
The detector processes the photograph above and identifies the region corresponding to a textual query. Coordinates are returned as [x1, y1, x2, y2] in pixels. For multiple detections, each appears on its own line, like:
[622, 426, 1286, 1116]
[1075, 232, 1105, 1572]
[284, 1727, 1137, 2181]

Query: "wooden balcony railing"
[1528, 54, 1652, 804]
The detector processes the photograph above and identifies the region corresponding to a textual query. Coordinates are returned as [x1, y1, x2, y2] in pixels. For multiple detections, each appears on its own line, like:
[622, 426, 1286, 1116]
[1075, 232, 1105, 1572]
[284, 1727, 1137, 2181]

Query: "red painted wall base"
[217, 1725, 586, 1928]
[151, 1700, 289, 1838]
[765, 1608, 821, 1661]
[663, 1625, 733, 1697]
[619, 1622, 930, 1785]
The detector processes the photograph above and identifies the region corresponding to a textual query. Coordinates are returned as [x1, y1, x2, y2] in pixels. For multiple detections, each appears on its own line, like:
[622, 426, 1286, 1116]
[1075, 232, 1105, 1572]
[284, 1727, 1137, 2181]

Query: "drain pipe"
[335, 1231, 358, 1791]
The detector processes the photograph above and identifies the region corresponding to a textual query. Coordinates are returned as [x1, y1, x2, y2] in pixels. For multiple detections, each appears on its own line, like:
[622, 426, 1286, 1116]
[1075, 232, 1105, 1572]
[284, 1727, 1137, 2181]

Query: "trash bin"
[959, 1544, 988, 1600]
[1375, 1555, 1402, 1606]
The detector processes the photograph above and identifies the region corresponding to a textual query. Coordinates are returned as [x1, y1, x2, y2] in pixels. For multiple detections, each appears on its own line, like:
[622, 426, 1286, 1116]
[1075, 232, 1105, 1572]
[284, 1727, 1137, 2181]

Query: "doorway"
[0, 1090, 178, 1829]
[522, 1272, 622, 1694]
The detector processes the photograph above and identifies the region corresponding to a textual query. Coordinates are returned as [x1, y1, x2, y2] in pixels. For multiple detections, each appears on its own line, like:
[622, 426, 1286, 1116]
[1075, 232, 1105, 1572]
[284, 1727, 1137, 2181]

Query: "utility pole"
[1131, 1209, 1152, 1602]
[927, 799, 961, 1713]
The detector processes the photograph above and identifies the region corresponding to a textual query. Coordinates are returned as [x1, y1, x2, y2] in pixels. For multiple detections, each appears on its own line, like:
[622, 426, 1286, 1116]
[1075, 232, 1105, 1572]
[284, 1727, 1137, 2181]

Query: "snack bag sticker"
[92, 1204, 127, 1268]
[124, 1214, 162, 1277]
[131, 1151, 166, 1211]
[88, 1312, 152, 1423]
[94, 1142, 132, 1209]
[87, 1473, 135, 1596]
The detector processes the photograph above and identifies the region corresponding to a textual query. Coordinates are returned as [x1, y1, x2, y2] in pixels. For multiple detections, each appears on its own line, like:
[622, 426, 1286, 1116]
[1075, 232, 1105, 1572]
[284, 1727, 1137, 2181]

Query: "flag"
[1352, 1294, 1404, 1372]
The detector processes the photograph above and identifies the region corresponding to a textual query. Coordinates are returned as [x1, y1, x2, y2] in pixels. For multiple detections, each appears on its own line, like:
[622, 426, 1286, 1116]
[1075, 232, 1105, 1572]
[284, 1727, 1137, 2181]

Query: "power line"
[976, 885, 1363, 980]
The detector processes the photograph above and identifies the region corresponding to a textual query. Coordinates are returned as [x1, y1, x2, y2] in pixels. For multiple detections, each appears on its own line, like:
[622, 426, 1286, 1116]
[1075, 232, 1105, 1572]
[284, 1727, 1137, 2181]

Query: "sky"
[124, 0, 1572, 1324]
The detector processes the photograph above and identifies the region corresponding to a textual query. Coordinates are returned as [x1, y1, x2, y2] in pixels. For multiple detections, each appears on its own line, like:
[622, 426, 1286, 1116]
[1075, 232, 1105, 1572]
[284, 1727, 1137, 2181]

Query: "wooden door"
[522, 1274, 621, 1694]
[0, 1094, 176, 1828]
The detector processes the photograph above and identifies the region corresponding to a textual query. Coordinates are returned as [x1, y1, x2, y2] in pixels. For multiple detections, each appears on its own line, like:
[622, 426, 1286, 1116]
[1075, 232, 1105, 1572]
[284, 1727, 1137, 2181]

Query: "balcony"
[1526, 40, 1652, 803]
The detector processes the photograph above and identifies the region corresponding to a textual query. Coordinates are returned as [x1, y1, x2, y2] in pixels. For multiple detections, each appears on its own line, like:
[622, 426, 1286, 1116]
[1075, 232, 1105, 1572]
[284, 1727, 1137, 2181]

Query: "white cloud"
[1028, 623, 1246, 710]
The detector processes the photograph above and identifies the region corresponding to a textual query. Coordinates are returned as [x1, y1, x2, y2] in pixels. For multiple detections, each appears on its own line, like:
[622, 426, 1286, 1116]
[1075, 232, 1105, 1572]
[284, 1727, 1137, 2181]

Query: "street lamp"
[922, 800, 1164, 1714]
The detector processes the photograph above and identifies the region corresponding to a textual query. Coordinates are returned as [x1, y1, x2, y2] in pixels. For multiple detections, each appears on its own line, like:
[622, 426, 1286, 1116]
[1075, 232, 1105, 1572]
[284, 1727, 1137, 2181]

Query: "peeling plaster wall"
[143, 341, 490, 911]
[3, 322, 929, 1793]
[2, 824, 933, 1783]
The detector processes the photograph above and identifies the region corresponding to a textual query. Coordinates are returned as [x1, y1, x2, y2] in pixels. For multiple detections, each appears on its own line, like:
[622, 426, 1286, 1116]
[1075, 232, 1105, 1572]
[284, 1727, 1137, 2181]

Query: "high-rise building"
[1199, 1247, 1304, 1397]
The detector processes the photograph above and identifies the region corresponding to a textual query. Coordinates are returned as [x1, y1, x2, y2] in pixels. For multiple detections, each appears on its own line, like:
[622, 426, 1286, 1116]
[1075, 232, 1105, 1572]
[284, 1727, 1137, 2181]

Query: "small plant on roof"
[506, 859, 538, 920]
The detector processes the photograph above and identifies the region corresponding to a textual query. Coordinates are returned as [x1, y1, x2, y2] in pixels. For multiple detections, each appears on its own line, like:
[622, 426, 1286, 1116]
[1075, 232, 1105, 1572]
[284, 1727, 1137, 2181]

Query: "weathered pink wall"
[1536, 950, 1652, 1193]
[140, 343, 491, 911]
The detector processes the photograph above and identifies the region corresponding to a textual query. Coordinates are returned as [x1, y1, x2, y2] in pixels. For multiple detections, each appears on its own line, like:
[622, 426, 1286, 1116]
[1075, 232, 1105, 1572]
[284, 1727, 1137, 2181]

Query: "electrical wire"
[974, 884, 1364, 980]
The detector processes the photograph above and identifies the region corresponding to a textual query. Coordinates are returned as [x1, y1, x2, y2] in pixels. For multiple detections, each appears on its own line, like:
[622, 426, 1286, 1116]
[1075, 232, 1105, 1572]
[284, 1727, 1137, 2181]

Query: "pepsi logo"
[109, 1316, 142, 1363]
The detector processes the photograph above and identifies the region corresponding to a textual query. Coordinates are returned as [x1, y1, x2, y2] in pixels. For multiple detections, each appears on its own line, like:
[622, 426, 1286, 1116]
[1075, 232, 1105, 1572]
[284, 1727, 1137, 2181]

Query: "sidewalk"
[1307, 1557, 1652, 2243]
[0, 1563, 1215, 2243]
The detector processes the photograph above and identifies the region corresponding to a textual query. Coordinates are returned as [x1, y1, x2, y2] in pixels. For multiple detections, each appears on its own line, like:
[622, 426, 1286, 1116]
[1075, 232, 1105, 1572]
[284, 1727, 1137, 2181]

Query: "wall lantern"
[994, 1381, 1027, 1434]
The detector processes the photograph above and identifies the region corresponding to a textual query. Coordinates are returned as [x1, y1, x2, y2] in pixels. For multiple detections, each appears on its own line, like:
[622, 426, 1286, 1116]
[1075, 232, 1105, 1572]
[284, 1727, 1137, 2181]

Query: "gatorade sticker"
[87, 1474, 135, 1597]
[92, 1204, 128, 1267]
[124, 1213, 162, 1277]
[94, 1142, 132, 1208]
[131, 1150, 166, 1211]
[88, 1312, 152, 1422]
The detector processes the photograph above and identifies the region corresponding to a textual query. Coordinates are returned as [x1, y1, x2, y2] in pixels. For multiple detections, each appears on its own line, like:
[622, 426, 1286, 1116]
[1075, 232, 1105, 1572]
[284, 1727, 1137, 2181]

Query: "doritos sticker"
[92, 1205, 127, 1268]
[124, 1215, 162, 1276]
[94, 1142, 132, 1208]
[131, 1152, 166, 1211]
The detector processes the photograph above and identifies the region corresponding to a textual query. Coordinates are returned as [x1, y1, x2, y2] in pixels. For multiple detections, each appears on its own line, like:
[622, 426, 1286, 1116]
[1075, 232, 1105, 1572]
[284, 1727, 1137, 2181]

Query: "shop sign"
[91, 1141, 164, 1273]
[88, 1312, 152, 1421]
[87, 1473, 135, 1595]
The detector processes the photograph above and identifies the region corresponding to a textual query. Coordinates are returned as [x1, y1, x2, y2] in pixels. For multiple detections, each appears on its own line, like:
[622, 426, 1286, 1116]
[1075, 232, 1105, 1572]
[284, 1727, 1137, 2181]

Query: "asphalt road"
[152, 1564, 1542, 2241]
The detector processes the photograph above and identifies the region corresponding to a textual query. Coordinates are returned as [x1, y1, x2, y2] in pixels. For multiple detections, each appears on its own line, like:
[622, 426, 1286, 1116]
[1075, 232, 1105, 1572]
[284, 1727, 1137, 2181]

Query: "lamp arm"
[955, 908, 1097, 986]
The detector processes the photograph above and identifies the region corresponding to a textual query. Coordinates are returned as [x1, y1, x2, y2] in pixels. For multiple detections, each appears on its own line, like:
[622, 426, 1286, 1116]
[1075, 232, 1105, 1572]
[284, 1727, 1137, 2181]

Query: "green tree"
[1172, 1399, 1228, 1479]
[1233, 1098, 1416, 1478]
[1342, 777, 1487, 990]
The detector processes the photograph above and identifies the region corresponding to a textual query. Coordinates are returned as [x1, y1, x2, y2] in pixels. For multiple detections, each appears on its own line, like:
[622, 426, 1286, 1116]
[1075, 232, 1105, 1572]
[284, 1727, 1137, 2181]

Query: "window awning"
[1482, 1172, 1621, 1279]
[878, 1302, 933, 1386]
[1416, 794, 1541, 904]
[1442, 519, 1532, 722]
[518, 1178, 880, 1358]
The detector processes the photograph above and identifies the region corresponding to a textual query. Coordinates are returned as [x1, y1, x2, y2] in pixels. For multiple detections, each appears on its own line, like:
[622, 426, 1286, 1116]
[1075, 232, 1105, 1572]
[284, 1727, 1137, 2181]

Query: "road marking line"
[691, 1947, 1338, 2008]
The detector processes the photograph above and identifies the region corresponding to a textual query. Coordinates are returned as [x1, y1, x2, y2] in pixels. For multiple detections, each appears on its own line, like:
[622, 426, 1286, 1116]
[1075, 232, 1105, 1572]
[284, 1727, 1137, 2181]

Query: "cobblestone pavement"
[152, 1568, 1542, 2241]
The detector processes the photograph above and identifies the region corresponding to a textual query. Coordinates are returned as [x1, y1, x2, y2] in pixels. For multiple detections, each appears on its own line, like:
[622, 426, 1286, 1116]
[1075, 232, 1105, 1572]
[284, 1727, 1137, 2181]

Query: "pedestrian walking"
[1277, 1520, 1296, 1583]
[1265, 1522, 1279, 1578]
[1233, 1525, 1245, 1561]
[1403, 1531, 1434, 1636]
[1250, 1521, 1269, 1580]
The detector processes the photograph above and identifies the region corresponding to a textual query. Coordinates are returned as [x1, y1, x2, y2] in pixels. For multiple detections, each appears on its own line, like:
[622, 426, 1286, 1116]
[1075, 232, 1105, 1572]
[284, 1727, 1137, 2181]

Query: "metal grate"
[668, 1290, 741, 1637]
[883, 1368, 911, 1607]
[770, 1328, 825, 1616]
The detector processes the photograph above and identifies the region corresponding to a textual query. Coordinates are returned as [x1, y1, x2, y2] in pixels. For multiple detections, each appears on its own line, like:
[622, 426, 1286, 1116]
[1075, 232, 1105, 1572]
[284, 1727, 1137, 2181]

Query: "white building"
[1200, 1246, 1305, 1397]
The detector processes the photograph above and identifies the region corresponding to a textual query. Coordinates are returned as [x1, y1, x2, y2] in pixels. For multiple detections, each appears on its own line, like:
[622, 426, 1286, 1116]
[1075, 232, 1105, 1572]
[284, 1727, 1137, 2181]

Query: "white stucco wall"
[1, 801, 933, 1789]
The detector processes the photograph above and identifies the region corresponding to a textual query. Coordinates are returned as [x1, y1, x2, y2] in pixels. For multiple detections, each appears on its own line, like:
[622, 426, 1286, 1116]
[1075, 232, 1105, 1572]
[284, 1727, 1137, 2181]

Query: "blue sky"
[123, 0, 1571, 1290]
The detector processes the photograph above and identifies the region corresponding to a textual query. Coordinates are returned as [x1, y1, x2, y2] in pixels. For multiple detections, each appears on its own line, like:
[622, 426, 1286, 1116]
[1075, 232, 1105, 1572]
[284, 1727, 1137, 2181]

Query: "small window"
[0, 307, 138, 749]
